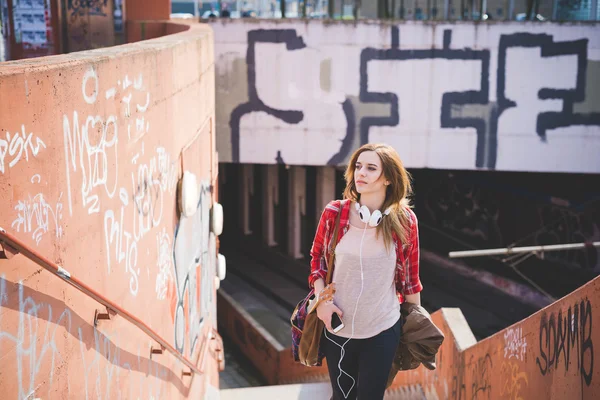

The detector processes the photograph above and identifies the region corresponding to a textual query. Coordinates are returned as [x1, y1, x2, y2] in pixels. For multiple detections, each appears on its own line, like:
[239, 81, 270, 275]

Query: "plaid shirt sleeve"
[308, 203, 333, 288]
[403, 209, 423, 295]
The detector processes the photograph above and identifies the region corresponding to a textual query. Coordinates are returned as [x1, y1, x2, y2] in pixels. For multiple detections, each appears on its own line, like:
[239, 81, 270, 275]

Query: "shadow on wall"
[0, 275, 192, 398]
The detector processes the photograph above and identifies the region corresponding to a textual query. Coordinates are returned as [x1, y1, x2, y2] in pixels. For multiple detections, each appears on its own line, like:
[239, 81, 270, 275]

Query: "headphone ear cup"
[358, 205, 371, 224]
[369, 210, 383, 227]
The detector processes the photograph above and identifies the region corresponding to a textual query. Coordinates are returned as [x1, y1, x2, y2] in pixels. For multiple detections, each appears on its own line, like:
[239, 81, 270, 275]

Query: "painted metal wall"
[211, 19, 600, 174]
[0, 21, 222, 399]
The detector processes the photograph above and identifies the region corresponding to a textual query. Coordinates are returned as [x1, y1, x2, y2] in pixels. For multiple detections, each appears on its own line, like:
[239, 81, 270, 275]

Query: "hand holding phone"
[316, 299, 343, 331]
[331, 312, 344, 333]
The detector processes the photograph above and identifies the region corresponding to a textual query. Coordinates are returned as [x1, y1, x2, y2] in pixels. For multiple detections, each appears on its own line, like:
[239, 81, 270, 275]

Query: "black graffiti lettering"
[555, 308, 568, 371]
[230, 30, 305, 163]
[223, 26, 599, 171]
[580, 299, 593, 385]
[536, 314, 548, 375]
[452, 375, 466, 400]
[497, 34, 598, 142]
[547, 313, 556, 368]
[229, 29, 359, 166]
[471, 353, 492, 399]
[360, 29, 492, 168]
[536, 299, 594, 386]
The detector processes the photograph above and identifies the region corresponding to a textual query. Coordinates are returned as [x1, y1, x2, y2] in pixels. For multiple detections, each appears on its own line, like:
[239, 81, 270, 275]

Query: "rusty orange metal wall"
[0, 20, 220, 399]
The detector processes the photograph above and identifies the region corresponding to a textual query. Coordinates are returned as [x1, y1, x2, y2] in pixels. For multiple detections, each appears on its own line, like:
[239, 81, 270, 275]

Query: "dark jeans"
[322, 317, 402, 400]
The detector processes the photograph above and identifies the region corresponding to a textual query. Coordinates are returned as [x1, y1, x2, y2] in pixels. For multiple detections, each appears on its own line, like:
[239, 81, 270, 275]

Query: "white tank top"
[331, 223, 400, 338]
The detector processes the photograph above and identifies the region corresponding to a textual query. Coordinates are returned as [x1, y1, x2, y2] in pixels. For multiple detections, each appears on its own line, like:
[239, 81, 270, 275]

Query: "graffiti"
[216, 22, 600, 173]
[361, 28, 491, 167]
[171, 181, 216, 356]
[451, 368, 466, 400]
[500, 361, 528, 400]
[63, 109, 119, 215]
[64, 68, 152, 216]
[68, 0, 108, 17]
[155, 227, 172, 300]
[423, 175, 503, 246]
[11, 188, 64, 246]
[104, 189, 139, 296]
[0, 125, 46, 173]
[82, 66, 99, 104]
[470, 353, 492, 399]
[0, 275, 172, 399]
[226, 28, 355, 165]
[536, 298, 594, 386]
[504, 327, 527, 362]
[126, 73, 151, 142]
[103, 146, 177, 296]
[496, 34, 594, 142]
[229, 30, 305, 164]
[64, 67, 172, 297]
[535, 204, 600, 271]
[0, 275, 72, 400]
[132, 146, 178, 239]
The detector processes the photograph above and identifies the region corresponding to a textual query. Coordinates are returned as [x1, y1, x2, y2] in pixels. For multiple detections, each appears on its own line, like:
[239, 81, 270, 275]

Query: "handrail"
[0, 227, 220, 376]
[449, 241, 600, 258]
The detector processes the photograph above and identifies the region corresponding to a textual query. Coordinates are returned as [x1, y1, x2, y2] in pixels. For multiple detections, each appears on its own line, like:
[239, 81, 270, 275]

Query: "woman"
[308, 143, 422, 399]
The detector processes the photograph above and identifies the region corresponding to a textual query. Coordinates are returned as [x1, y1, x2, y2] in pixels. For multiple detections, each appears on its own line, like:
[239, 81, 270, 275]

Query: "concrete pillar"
[287, 166, 306, 259]
[125, 0, 171, 20]
[262, 165, 279, 247]
[315, 166, 336, 228]
[240, 164, 254, 236]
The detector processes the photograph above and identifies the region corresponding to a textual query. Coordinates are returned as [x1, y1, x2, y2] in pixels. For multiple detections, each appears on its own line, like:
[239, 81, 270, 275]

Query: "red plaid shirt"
[308, 199, 423, 304]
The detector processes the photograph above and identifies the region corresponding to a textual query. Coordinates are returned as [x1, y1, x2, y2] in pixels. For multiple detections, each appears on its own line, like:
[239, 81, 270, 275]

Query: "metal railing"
[0, 227, 223, 376]
[449, 241, 600, 259]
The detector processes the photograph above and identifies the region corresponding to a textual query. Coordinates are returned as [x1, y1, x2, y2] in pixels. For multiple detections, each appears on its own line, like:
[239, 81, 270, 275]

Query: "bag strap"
[325, 200, 344, 285]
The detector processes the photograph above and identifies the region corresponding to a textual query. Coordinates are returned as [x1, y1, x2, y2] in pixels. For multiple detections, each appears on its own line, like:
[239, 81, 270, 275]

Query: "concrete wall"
[0, 20, 222, 399]
[211, 19, 600, 174]
[276, 276, 600, 399]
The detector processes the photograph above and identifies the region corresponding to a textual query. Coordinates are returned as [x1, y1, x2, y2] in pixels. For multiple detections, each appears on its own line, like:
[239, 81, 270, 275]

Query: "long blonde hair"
[343, 143, 413, 249]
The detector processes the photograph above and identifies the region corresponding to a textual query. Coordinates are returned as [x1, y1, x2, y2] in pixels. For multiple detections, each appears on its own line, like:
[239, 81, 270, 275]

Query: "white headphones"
[355, 202, 391, 227]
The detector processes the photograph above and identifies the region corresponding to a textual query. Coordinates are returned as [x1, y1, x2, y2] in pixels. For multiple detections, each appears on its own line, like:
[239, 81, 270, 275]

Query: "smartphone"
[331, 312, 344, 333]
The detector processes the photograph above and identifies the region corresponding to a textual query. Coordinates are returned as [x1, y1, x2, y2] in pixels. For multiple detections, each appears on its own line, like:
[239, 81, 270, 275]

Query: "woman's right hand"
[316, 301, 343, 332]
